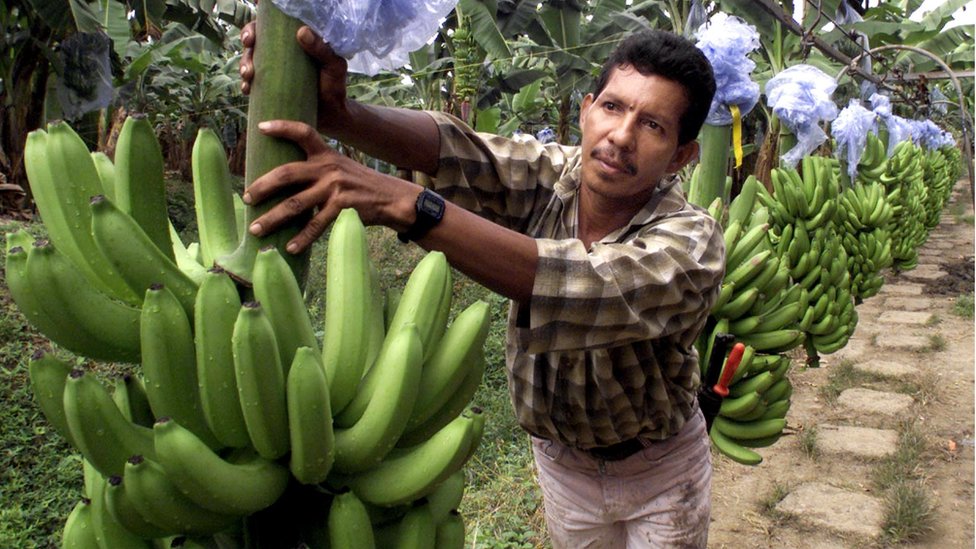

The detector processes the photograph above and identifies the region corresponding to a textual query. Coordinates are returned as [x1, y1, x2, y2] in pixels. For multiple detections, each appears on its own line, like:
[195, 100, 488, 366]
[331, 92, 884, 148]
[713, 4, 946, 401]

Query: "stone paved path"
[709, 179, 975, 548]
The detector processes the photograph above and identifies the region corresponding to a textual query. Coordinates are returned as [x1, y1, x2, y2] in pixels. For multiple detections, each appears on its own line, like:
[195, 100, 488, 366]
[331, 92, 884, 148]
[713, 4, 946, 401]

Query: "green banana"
[726, 223, 770, 272]
[752, 301, 802, 333]
[327, 490, 376, 548]
[727, 371, 776, 399]
[62, 498, 100, 548]
[103, 475, 170, 539]
[24, 239, 142, 362]
[28, 351, 77, 446]
[141, 284, 218, 447]
[333, 323, 424, 474]
[718, 391, 762, 420]
[324, 208, 377, 413]
[713, 416, 787, 440]
[426, 470, 465, 525]
[112, 374, 156, 428]
[724, 249, 773, 288]
[388, 503, 436, 549]
[4, 245, 83, 354]
[727, 175, 761, 227]
[192, 127, 241, 266]
[397, 348, 486, 448]
[709, 427, 762, 466]
[737, 329, 804, 353]
[435, 511, 465, 549]
[122, 455, 241, 536]
[24, 123, 139, 304]
[88, 470, 154, 549]
[90, 151, 117, 200]
[760, 399, 792, 421]
[232, 301, 289, 460]
[386, 250, 453, 362]
[113, 114, 174, 261]
[153, 418, 288, 515]
[287, 346, 335, 485]
[252, 245, 320, 375]
[406, 300, 490, 430]
[91, 195, 199, 318]
[194, 268, 250, 448]
[63, 369, 156, 477]
[345, 409, 478, 507]
[169, 224, 208, 285]
[714, 287, 760, 320]
[762, 378, 792, 404]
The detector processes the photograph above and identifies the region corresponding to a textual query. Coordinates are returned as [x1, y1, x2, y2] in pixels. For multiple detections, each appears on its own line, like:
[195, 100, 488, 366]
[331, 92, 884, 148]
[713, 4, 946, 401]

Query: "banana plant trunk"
[689, 123, 732, 209]
[217, 0, 319, 289]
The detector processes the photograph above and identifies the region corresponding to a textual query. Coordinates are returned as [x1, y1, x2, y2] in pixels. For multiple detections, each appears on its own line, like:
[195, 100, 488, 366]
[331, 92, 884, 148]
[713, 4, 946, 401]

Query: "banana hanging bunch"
[921, 147, 955, 229]
[883, 140, 929, 271]
[699, 176, 802, 466]
[14, 118, 489, 547]
[832, 134, 896, 302]
[452, 13, 482, 124]
[835, 181, 894, 300]
[757, 156, 857, 364]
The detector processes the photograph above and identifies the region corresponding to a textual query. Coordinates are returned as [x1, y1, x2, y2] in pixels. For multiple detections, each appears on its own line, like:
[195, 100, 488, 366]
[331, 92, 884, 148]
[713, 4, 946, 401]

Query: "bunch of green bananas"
[698, 175, 804, 466]
[12, 119, 487, 548]
[835, 178, 894, 300]
[698, 316, 794, 466]
[851, 132, 888, 188]
[882, 140, 929, 271]
[921, 147, 956, 229]
[759, 156, 857, 361]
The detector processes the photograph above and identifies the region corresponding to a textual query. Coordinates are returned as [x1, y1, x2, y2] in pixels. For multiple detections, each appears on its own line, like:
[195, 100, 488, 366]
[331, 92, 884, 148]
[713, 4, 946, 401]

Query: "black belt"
[585, 438, 646, 461]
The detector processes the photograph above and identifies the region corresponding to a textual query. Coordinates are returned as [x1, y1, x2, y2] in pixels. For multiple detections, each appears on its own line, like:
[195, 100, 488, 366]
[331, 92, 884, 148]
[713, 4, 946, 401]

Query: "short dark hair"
[593, 29, 715, 145]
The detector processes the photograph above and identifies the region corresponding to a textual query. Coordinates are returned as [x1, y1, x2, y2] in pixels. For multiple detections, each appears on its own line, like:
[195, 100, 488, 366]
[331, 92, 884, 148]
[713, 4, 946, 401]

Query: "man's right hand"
[239, 22, 352, 136]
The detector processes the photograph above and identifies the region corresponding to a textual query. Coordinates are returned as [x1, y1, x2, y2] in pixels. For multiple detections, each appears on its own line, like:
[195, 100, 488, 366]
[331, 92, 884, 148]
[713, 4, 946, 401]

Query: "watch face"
[419, 191, 446, 217]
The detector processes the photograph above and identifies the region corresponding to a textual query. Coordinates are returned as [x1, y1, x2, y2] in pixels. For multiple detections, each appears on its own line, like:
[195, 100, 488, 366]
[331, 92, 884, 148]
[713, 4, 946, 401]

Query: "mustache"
[591, 146, 637, 176]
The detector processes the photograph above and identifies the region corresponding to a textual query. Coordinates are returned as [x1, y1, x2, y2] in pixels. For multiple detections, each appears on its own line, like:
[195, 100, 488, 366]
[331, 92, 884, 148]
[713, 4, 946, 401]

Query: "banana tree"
[0, 0, 251, 197]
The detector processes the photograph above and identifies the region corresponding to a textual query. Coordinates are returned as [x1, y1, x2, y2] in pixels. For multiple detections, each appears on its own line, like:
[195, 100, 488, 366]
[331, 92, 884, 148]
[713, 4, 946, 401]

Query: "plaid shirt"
[420, 112, 726, 448]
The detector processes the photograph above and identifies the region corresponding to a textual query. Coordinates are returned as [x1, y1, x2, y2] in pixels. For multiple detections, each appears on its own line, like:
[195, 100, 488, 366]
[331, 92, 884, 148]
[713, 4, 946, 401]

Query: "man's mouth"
[592, 148, 637, 176]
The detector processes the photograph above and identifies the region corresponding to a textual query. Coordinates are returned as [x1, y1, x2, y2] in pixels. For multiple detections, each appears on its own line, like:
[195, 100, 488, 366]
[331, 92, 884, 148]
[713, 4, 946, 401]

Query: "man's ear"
[667, 140, 699, 173]
[579, 93, 595, 127]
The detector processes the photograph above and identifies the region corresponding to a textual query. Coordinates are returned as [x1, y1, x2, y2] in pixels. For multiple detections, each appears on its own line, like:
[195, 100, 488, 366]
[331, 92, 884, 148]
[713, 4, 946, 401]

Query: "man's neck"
[577, 184, 654, 250]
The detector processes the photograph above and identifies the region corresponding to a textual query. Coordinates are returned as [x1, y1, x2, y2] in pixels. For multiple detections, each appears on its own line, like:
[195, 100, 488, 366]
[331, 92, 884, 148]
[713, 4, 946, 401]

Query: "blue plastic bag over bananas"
[269, 0, 459, 75]
[765, 64, 839, 168]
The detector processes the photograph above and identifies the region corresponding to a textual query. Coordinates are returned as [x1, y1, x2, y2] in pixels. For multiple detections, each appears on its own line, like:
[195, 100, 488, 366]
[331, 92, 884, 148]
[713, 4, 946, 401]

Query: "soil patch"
[923, 256, 974, 296]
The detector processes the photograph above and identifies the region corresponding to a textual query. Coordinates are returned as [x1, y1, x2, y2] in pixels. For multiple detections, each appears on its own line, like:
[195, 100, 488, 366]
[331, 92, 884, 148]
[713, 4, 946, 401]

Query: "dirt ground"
[708, 186, 975, 549]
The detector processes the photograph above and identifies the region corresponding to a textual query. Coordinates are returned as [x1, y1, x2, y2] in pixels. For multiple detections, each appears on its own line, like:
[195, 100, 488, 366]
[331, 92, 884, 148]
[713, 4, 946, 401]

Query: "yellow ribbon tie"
[731, 104, 744, 169]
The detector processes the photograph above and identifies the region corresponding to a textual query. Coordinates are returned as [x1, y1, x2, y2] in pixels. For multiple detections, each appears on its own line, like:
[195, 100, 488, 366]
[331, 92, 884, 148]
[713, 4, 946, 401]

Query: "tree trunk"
[1, 35, 51, 202]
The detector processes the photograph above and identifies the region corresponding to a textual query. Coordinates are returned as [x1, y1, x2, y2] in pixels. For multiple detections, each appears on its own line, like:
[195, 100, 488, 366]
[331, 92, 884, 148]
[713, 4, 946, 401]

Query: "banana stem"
[689, 123, 732, 209]
[217, 0, 318, 289]
[803, 335, 821, 368]
[778, 130, 797, 169]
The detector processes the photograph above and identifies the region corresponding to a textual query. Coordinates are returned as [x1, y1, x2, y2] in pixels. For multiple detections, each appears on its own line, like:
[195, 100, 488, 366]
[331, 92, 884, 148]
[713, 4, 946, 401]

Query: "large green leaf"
[916, 0, 971, 31]
[68, 0, 101, 32]
[497, 0, 538, 37]
[99, 0, 131, 58]
[539, 0, 582, 49]
[459, 0, 512, 59]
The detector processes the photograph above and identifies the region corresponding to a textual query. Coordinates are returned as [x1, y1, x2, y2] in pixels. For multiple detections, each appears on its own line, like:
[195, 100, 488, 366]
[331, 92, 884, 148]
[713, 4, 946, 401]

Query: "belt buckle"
[588, 438, 644, 461]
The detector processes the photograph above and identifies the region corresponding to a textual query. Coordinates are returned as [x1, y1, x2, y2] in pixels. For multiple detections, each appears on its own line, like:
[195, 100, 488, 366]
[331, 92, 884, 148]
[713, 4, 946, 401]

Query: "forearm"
[325, 101, 441, 176]
[415, 201, 538, 304]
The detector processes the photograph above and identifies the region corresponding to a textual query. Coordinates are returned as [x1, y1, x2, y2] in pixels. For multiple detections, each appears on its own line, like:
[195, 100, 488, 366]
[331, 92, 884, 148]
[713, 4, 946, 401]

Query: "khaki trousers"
[531, 409, 712, 548]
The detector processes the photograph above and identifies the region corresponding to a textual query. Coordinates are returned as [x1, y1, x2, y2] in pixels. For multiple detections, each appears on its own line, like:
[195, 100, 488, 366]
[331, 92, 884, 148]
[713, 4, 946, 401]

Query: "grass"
[818, 360, 871, 404]
[798, 426, 819, 459]
[925, 334, 947, 352]
[758, 481, 792, 522]
[1, 222, 84, 548]
[1, 211, 547, 547]
[872, 419, 936, 545]
[952, 292, 974, 319]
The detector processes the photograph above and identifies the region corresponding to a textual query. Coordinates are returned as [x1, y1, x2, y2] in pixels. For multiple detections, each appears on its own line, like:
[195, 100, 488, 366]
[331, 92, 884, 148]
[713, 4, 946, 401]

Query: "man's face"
[578, 65, 697, 204]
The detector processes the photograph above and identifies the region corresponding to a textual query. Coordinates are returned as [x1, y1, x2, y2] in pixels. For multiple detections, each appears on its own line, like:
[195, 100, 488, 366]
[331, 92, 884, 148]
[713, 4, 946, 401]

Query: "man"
[240, 23, 723, 548]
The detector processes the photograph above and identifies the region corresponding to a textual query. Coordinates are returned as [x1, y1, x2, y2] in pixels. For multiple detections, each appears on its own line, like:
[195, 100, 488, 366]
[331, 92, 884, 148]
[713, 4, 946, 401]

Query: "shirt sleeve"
[416, 111, 576, 231]
[517, 208, 726, 354]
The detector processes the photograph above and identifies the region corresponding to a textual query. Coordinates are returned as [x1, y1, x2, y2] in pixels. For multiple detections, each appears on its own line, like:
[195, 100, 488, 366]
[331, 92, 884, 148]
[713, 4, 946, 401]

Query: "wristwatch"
[397, 188, 445, 243]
